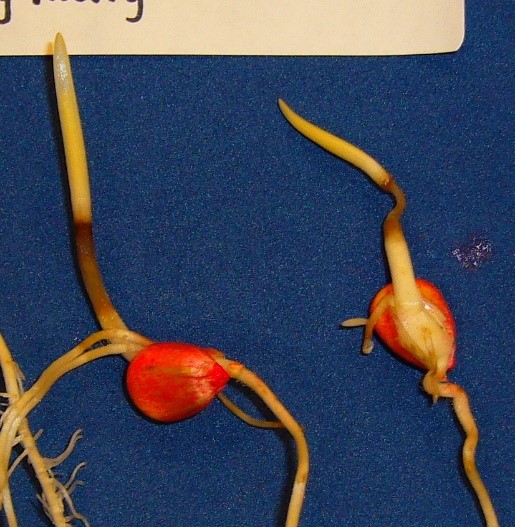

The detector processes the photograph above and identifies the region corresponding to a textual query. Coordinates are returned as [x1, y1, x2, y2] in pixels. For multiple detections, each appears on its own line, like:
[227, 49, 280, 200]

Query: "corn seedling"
[278, 99, 498, 527]
[1, 35, 308, 527]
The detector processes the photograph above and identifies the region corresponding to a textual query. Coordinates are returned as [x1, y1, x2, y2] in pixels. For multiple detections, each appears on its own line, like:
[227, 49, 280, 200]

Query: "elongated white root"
[423, 373, 499, 527]
[217, 392, 283, 428]
[218, 359, 309, 527]
[0, 330, 151, 526]
[0, 327, 306, 526]
[0, 336, 82, 526]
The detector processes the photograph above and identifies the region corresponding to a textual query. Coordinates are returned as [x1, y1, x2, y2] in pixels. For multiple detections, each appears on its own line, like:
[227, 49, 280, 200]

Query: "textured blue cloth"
[0, 4, 512, 527]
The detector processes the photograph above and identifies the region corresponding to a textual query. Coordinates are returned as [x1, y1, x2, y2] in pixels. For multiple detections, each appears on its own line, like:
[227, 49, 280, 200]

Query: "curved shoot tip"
[277, 97, 288, 114]
[278, 99, 390, 188]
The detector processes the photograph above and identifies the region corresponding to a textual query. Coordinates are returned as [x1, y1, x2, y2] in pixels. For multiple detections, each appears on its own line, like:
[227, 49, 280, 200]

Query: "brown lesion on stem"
[74, 221, 128, 334]
[278, 99, 420, 309]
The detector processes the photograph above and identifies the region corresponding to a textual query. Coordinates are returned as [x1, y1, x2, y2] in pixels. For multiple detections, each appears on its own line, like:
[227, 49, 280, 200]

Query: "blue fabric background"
[0, 4, 512, 527]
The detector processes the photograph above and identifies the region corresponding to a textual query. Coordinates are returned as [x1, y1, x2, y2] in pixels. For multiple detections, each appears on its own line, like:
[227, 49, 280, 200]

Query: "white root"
[0, 329, 150, 526]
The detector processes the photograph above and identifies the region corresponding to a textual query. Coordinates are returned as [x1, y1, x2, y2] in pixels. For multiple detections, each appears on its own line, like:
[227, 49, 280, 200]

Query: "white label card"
[0, 1, 465, 56]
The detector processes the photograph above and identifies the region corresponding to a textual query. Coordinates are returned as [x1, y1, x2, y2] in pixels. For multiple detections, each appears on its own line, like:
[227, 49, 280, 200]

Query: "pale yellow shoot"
[53, 33, 91, 225]
[278, 99, 455, 372]
[278, 99, 388, 187]
[278, 99, 421, 311]
[53, 33, 129, 337]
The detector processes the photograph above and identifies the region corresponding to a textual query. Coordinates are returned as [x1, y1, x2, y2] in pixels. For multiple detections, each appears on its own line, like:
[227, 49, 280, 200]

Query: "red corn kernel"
[371, 278, 457, 371]
[126, 342, 230, 422]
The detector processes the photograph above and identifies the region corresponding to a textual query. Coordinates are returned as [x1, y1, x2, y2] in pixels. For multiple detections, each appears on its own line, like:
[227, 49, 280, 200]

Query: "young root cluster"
[0, 330, 150, 526]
